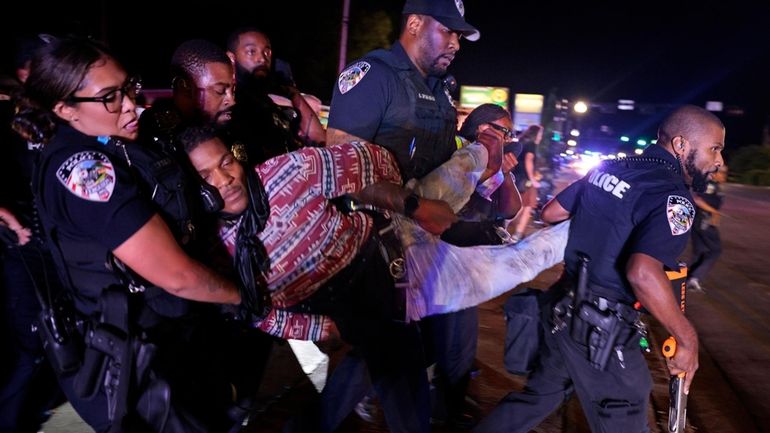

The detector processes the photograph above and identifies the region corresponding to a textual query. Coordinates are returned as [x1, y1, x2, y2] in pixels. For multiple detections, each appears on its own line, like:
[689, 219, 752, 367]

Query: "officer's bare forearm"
[172, 261, 241, 305]
[350, 181, 409, 213]
[541, 198, 570, 224]
[325, 128, 368, 147]
[113, 214, 240, 304]
[626, 253, 696, 346]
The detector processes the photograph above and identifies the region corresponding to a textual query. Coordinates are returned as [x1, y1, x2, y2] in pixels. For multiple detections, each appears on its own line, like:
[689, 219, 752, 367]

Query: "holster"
[72, 286, 143, 430]
[571, 296, 640, 371]
[371, 215, 408, 323]
[551, 270, 641, 371]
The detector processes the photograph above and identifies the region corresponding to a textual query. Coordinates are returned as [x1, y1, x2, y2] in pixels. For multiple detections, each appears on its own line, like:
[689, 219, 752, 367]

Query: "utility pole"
[337, 0, 351, 74]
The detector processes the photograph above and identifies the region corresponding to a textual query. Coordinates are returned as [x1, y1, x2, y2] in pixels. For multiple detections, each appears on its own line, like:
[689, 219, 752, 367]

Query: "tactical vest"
[365, 49, 458, 180]
[108, 138, 201, 318]
[107, 138, 197, 248]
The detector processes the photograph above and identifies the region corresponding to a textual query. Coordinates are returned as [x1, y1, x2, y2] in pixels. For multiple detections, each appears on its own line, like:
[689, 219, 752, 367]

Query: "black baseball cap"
[402, 0, 480, 41]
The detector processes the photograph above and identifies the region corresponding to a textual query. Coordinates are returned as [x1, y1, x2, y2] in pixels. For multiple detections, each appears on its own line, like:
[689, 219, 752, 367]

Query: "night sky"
[3, 0, 770, 148]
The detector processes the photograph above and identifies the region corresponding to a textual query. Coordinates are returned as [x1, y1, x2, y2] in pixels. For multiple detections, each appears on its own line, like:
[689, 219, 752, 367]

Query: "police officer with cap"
[327, 0, 479, 181]
[322, 1, 480, 431]
[474, 105, 725, 433]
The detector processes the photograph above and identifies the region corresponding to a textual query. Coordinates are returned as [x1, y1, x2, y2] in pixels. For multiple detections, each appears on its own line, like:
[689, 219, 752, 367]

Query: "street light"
[574, 100, 588, 114]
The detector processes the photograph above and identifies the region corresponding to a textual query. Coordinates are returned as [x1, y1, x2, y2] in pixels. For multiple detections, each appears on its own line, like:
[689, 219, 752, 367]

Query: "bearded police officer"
[327, 0, 479, 180]
[323, 1, 482, 431]
[475, 105, 725, 433]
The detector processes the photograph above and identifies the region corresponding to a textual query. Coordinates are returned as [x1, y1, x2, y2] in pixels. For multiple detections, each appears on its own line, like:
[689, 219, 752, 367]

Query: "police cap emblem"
[338, 61, 371, 95]
[57, 151, 116, 202]
[666, 195, 694, 236]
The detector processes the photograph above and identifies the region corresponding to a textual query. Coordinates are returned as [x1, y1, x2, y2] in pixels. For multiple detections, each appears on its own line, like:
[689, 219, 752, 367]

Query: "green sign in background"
[459, 86, 510, 109]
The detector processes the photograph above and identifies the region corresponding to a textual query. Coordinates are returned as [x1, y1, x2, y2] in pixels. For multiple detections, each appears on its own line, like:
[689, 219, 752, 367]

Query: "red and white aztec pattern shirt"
[218, 142, 401, 338]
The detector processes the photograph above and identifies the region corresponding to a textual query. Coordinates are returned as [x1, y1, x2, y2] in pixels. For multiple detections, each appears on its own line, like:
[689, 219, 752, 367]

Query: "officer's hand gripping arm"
[350, 182, 457, 235]
[112, 214, 240, 304]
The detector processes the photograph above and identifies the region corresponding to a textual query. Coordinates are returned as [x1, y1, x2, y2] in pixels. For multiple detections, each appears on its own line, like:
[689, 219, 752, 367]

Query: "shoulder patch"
[338, 61, 371, 94]
[56, 151, 116, 202]
[666, 195, 694, 235]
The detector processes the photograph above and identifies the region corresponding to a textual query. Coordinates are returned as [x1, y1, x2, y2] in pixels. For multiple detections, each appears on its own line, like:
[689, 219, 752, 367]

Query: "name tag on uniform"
[417, 93, 436, 102]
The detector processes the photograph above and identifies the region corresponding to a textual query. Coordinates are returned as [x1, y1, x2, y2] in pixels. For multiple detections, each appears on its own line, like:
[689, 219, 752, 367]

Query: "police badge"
[338, 61, 371, 95]
[666, 195, 695, 236]
[57, 152, 116, 202]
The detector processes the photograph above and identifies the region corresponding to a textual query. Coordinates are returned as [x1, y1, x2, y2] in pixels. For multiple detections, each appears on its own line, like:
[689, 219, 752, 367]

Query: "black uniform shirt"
[555, 145, 694, 303]
[35, 126, 154, 312]
[328, 41, 458, 181]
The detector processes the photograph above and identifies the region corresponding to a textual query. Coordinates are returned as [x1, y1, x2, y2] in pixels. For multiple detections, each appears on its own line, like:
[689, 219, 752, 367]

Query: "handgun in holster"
[568, 253, 623, 370]
[576, 302, 622, 370]
[73, 287, 133, 423]
[74, 324, 127, 400]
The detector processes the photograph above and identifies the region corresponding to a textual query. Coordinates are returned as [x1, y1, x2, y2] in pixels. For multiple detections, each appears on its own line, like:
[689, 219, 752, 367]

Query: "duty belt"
[551, 279, 645, 371]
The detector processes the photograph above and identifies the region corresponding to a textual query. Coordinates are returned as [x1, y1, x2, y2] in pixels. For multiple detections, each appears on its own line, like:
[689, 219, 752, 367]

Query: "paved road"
[681, 182, 770, 433]
[42, 181, 770, 432]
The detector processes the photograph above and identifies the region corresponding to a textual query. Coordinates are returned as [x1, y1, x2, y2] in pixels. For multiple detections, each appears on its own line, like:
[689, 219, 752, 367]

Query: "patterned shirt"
[218, 141, 402, 339]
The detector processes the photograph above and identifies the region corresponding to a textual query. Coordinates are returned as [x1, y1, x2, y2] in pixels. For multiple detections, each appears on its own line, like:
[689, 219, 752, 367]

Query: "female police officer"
[13, 36, 244, 432]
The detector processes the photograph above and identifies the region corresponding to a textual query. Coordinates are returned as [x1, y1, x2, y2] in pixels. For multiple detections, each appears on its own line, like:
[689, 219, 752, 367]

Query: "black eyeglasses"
[486, 122, 515, 141]
[67, 76, 142, 113]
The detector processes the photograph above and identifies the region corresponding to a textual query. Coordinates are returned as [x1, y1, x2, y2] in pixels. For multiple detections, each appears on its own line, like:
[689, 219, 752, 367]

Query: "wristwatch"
[403, 193, 420, 218]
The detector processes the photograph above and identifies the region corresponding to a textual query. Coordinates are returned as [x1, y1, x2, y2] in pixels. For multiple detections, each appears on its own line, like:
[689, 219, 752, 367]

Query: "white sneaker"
[687, 278, 705, 292]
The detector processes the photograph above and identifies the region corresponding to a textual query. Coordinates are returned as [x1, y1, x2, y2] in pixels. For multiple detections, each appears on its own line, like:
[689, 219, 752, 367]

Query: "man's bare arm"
[113, 214, 240, 304]
[627, 253, 698, 392]
[541, 197, 570, 224]
[350, 182, 457, 235]
[326, 127, 368, 147]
